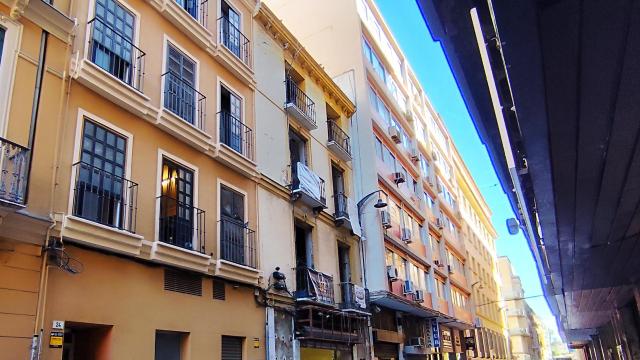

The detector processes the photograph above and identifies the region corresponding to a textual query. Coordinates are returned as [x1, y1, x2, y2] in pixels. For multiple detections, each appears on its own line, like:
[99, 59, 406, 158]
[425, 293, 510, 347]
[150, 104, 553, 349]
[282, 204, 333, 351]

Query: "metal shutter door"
[221, 336, 243, 360]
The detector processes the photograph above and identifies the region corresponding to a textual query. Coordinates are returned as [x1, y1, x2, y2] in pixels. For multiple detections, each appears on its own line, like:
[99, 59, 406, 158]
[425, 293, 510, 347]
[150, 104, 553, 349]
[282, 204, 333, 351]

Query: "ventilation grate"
[213, 279, 226, 300]
[221, 336, 244, 360]
[164, 268, 202, 296]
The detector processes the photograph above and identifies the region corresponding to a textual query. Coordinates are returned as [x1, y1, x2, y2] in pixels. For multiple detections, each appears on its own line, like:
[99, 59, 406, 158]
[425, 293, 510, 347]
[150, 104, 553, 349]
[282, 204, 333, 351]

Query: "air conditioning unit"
[401, 228, 412, 243]
[409, 337, 425, 347]
[380, 210, 392, 229]
[389, 126, 402, 144]
[415, 289, 425, 303]
[393, 172, 406, 184]
[432, 150, 439, 161]
[436, 218, 444, 230]
[448, 265, 454, 274]
[436, 182, 443, 193]
[427, 178, 434, 187]
[410, 147, 420, 162]
[403, 280, 415, 294]
[434, 260, 445, 268]
[387, 265, 399, 281]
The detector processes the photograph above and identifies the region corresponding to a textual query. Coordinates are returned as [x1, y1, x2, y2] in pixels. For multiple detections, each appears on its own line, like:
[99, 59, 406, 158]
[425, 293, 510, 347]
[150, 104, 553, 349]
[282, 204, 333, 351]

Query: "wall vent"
[221, 336, 244, 360]
[164, 268, 202, 296]
[213, 279, 226, 300]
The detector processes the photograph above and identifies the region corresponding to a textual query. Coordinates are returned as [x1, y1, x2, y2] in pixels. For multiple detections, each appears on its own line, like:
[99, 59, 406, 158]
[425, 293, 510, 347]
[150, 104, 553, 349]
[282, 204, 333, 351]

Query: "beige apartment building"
[453, 149, 508, 360]
[253, 5, 368, 360]
[264, 0, 504, 359]
[499, 256, 549, 360]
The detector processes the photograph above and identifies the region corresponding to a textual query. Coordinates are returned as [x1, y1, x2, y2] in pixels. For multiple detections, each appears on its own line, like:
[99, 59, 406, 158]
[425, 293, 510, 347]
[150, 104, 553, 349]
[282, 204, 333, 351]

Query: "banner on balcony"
[306, 268, 335, 305]
[347, 198, 362, 237]
[297, 162, 322, 202]
[353, 284, 367, 309]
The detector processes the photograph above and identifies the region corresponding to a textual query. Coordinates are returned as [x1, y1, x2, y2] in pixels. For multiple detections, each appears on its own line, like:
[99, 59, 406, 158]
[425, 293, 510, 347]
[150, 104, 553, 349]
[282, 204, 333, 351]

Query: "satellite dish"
[506, 218, 520, 235]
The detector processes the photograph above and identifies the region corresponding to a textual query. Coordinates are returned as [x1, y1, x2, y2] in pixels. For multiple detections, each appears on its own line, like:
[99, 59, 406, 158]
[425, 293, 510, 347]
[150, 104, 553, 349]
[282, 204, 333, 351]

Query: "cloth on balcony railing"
[353, 284, 367, 309]
[304, 268, 334, 305]
[296, 162, 322, 202]
[347, 198, 362, 237]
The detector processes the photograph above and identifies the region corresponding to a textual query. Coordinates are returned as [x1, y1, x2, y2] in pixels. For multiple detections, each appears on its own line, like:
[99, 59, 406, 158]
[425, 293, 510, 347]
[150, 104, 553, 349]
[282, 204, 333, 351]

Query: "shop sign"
[253, 338, 260, 348]
[431, 319, 440, 348]
[441, 328, 453, 353]
[353, 284, 367, 309]
[464, 336, 476, 351]
[49, 331, 64, 348]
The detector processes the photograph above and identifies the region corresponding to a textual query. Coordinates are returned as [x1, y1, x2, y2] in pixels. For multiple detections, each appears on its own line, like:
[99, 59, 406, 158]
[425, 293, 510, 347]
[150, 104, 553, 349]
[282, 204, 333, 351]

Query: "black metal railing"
[88, 17, 145, 91]
[162, 71, 206, 130]
[72, 162, 138, 232]
[295, 266, 335, 306]
[218, 111, 254, 161]
[286, 77, 316, 126]
[333, 192, 349, 220]
[0, 137, 29, 205]
[219, 218, 256, 268]
[218, 17, 251, 67]
[158, 195, 205, 253]
[291, 162, 327, 207]
[340, 282, 369, 311]
[175, 0, 208, 27]
[327, 119, 351, 156]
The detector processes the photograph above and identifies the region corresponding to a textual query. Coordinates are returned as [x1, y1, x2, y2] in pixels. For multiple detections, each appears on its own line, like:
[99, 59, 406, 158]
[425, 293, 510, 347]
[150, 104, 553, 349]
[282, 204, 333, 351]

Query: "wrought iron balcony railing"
[217, 111, 254, 161]
[162, 71, 206, 130]
[0, 137, 29, 206]
[327, 119, 351, 157]
[219, 217, 256, 268]
[158, 195, 206, 253]
[340, 282, 369, 311]
[286, 77, 316, 126]
[291, 162, 326, 209]
[295, 266, 335, 306]
[333, 192, 349, 220]
[72, 162, 138, 233]
[88, 17, 145, 91]
[175, 0, 208, 27]
[218, 17, 251, 67]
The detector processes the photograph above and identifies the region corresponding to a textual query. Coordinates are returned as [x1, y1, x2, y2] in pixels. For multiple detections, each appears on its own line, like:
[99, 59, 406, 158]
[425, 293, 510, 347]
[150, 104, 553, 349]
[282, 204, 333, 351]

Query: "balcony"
[333, 192, 350, 227]
[295, 266, 335, 306]
[285, 78, 317, 130]
[72, 162, 138, 233]
[291, 162, 326, 210]
[217, 111, 254, 160]
[219, 218, 256, 268]
[509, 328, 531, 337]
[157, 195, 206, 253]
[295, 305, 368, 344]
[217, 17, 251, 68]
[174, 0, 208, 28]
[0, 138, 29, 207]
[162, 71, 206, 130]
[327, 120, 351, 161]
[339, 282, 369, 312]
[87, 18, 145, 92]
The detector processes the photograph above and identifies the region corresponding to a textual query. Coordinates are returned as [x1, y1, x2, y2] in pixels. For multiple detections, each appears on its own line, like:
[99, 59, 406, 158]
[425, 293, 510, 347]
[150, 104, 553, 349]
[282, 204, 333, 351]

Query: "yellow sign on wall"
[49, 331, 64, 348]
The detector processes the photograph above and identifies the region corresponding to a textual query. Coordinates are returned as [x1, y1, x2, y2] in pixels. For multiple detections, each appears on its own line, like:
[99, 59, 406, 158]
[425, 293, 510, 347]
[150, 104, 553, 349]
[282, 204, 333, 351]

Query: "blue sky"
[374, 0, 559, 335]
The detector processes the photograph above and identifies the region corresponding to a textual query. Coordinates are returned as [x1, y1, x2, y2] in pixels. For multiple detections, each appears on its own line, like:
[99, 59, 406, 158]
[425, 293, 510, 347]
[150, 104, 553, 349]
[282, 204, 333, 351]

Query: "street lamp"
[357, 189, 387, 229]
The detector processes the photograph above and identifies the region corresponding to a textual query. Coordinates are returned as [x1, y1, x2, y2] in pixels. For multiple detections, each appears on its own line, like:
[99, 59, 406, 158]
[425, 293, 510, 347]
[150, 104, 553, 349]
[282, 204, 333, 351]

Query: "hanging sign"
[431, 319, 440, 348]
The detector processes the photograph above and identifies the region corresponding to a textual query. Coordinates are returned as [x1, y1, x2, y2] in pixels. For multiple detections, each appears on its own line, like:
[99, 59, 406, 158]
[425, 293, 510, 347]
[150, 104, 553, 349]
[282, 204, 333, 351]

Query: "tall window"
[219, 85, 243, 153]
[165, 45, 197, 124]
[74, 120, 127, 228]
[175, 0, 199, 19]
[159, 158, 195, 250]
[220, 1, 241, 58]
[220, 185, 246, 264]
[91, 0, 135, 84]
[0, 27, 5, 64]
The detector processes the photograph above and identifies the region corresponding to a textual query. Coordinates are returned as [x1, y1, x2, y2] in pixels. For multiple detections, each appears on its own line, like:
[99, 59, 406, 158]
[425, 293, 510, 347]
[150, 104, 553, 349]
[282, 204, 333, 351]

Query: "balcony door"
[175, 0, 198, 19]
[74, 120, 127, 229]
[221, 1, 241, 57]
[289, 129, 307, 183]
[160, 158, 195, 250]
[220, 185, 245, 264]
[332, 165, 346, 216]
[338, 244, 352, 305]
[220, 86, 243, 153]
[165, 46, 196, 124]
[92, 0, 135, 84]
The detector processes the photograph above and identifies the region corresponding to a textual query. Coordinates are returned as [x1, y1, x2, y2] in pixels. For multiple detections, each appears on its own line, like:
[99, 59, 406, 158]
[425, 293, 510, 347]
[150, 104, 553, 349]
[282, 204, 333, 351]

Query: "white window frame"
[216, 178, 249, 262]
[160, 35, 201, 120]
[0, 18, 21, 136]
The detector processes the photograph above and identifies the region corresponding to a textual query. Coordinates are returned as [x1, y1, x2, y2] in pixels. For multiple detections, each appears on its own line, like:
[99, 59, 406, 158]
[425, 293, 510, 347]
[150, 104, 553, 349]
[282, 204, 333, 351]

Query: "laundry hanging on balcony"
[296, 162, 322, 202]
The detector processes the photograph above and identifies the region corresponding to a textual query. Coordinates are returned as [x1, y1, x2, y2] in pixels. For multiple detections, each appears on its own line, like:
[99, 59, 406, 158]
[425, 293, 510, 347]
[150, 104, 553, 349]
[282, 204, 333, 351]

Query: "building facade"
[263, 0, 504, 359]
[452, 150, 508, 360]
[253, 5, 368, 360]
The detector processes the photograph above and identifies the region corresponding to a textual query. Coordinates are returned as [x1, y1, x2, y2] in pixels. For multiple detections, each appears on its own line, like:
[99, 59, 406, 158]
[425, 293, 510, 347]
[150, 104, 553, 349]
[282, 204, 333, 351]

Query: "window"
[220, 0, 242, 58]
[220, 185, 246, 264]
[91, 0, 135, 84]
[159, 158, 195, 250]
[219, 85, 244, 153]
[435, 278, 445, 298]
[164, 45, 197, 124]
[155, 331, 187, 360]
[175, 0, 199, 20]
[221, 336, 244, 360]
[0, 26, 5, 64]
[74, 120, 128, 229]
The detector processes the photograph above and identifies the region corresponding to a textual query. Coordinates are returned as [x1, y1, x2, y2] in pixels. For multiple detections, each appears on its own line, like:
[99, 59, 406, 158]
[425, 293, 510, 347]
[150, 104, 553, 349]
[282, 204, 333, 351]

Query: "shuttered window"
[164, 268, 202, 296]
[221, 336, 243, 360]
[212, 279, 226, 300]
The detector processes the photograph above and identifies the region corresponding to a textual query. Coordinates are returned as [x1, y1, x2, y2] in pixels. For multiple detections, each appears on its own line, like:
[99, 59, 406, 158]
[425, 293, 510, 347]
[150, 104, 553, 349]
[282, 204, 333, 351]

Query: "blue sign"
[431, 319, 440, 348]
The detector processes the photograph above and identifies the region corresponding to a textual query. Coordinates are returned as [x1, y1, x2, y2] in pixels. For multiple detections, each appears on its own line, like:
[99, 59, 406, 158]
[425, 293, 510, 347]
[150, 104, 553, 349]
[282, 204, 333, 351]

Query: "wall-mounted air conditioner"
[381, 210, 392, 229]
[389, 126, 402, 144]
[387, 265, 399, 281]
[393, 172, 406, 184]
[403, 280, 415, 294]
[415, 289, 425, 303]
[401, 228, 412, 243]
